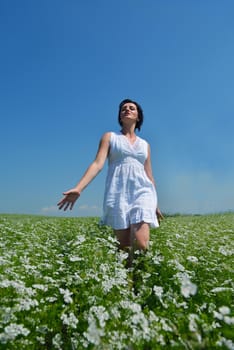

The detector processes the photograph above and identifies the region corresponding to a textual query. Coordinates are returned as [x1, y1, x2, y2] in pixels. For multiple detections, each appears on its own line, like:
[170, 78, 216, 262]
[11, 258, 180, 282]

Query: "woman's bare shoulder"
[101, 131, 113, 142]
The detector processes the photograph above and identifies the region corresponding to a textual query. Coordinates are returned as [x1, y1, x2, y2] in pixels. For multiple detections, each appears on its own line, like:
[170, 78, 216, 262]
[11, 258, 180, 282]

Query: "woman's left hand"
[156, 207, 164, 223]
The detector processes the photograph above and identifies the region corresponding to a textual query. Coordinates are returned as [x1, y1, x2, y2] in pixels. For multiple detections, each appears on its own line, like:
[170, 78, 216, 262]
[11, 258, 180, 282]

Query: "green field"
[0, 213, 233, 349]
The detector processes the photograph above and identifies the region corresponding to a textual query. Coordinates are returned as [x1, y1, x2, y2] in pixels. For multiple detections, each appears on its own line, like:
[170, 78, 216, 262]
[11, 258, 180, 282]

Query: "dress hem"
[100, 218, 159, 230]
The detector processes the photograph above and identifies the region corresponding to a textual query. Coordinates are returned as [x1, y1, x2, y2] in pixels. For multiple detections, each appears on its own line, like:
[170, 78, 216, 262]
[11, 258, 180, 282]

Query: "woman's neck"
[121, 126, 136, 136]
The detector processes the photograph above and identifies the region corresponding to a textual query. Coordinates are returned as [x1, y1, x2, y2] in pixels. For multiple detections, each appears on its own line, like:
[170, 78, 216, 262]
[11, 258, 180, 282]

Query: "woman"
[58, 99, 163, 257]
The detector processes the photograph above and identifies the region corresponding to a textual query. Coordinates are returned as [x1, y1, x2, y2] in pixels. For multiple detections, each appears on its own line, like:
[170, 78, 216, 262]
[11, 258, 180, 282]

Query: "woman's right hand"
[57, 189, 80, 211]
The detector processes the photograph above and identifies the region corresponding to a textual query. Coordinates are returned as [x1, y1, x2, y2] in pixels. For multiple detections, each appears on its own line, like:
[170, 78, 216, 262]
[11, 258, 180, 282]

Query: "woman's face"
[120, 103, 139, 123]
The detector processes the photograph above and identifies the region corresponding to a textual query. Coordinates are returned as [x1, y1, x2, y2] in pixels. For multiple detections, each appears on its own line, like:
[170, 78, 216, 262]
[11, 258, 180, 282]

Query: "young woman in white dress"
[58, 99, 163, 256]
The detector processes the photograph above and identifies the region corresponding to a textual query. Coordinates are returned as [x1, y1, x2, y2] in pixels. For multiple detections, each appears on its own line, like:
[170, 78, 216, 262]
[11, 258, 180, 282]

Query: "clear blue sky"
[1, 0, 234, 216]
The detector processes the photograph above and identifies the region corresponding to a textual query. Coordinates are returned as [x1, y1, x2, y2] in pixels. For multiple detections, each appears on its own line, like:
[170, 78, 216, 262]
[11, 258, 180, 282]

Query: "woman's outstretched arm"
[57, 132, 111, 211]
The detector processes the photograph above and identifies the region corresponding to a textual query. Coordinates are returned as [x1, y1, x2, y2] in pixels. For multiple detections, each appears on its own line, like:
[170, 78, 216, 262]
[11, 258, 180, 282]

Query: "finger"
[57, 198, 64, 206]
[57, 202, 65, 210]
[70, 201, 75, 210]
[64, 202, 70, 211]
[158, 215, 164, 221]
[60, 201, 67, 211]
[158, 212, 163, 219]
[57, 196, 67, 206]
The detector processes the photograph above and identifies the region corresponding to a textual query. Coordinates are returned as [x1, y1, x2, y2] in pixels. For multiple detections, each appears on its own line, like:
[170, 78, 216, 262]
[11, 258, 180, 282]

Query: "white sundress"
[101, 132, 159, 230]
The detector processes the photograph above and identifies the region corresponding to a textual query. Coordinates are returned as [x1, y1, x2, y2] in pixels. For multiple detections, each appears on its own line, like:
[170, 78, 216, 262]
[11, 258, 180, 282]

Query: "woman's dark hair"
[118, 98, 144, 131]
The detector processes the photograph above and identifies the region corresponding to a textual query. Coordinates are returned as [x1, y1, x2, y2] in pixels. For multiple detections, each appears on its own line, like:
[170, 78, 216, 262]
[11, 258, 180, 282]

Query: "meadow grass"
[0, 213, 233, 349]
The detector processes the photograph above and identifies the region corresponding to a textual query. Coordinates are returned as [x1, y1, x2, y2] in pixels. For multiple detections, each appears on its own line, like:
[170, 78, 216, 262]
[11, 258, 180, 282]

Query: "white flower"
[180, 276, 197, 298]
[188, 313, 199, 332]
[153, 285, 164, 299]
[117, 251, 129, 264]
[211, 321, 221, 329]
[148, 310, 159, 323]
[187, 256, 199, 263]
[102, 277, 116, 292]
[214, 306, 234, 325]
[218, 246, 234, 256]
[216, 337, 234, 350]
[160, 318, 173, 332]
[73, 235, 86, 245]
[61, 312, 78, 329]
[213, 311, 223, 321]
[52, 333, 63, 349]
[84, 314, 104, 346]
[59, 288, 73, 304]
[110, 306, 121, 319]
[166, 241, 174, 248]
[152, 253, 164, 265]
[219, 306, 230, 315]
[32, 284, 48, 291]
[36, 336, 45, 345]
[131, 311, 148, 328]
[16, 298, 39, 311]
[189, 314, 202, 343]
[0, 323, 30, 343]
[46, 296, 58, 303]
[69, 256, 83, 262]
[90, 306, 109, 328]
[224, 316, 234, 325]
[171, 259, 185, 272]
[210, 287, 232, 293]
[120, 301, 141, 313]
